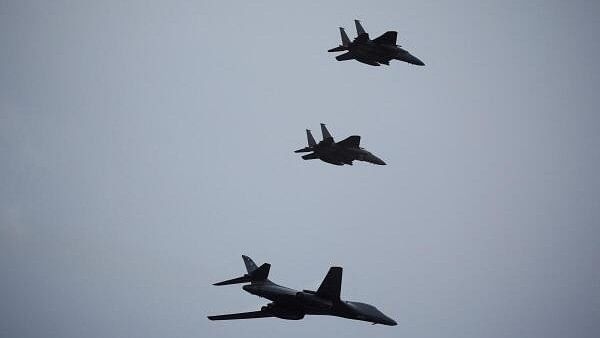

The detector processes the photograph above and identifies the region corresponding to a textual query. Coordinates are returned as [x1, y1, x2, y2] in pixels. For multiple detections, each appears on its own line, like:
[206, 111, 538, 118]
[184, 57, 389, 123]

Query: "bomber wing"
[208, 311, 274, 321]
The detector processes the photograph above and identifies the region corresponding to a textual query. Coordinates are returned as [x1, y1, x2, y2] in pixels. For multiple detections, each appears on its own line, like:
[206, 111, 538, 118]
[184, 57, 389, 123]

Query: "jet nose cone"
[370, 156, 386, 165]
[388, 319, 398, 326]
[402, 53, 425, 66]
[409, 55, 425, 66]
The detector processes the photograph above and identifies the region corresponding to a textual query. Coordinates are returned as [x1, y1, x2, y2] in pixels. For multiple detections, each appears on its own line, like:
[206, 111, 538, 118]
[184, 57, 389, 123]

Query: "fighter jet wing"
[207, 310, 274, 320]
[337, 135, 361, 148]
[372, 31, 397, 45]
[335, 51, 356, 61]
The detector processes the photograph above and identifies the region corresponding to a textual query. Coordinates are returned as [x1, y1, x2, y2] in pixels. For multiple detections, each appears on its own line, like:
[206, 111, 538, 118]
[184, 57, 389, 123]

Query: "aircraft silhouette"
[328, 19, 425, 66]
[208, 255, 397, 326]
[295, 123, 386, 166]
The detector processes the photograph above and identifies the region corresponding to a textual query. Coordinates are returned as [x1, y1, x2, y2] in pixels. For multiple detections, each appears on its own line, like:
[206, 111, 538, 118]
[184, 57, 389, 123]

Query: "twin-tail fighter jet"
[295, 123, 386, 166]
[207, 255, 397, 326]
[328, 19, 425, 66]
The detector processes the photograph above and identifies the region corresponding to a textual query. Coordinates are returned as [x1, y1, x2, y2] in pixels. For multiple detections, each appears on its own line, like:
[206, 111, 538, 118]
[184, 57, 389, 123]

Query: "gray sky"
[1, 1, 599, 337]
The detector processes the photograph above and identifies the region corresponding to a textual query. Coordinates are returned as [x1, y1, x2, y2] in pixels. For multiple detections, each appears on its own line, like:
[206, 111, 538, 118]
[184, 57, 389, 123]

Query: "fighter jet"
[208, 255, 397, 326]
[294, 123, 386, 166]
[328, 20, 425, 66]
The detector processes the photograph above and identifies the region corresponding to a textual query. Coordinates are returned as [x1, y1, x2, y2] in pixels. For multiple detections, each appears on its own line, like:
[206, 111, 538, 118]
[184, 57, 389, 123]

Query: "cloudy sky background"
[1, 1, 599, 337]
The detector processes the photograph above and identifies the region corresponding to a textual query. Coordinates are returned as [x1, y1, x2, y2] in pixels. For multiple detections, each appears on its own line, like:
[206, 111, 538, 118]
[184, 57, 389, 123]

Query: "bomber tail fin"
[213, 255, 270, 286]
[243, 255, 258, 273]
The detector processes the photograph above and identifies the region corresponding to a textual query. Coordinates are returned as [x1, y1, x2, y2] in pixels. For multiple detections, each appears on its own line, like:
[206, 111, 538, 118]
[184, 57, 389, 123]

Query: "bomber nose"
[379, 315, 397, 326]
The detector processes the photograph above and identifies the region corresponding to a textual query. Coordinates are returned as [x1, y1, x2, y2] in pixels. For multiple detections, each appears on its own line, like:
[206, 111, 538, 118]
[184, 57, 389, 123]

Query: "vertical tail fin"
[243, 256, 270, 281]
[242, 255, 258, 273]
[320, 123, 333, 141]
[250, 263, 270, 282]
[354, 19, 367, 36]
[340, 27, 350, 47]
[306, 129, 316, 147]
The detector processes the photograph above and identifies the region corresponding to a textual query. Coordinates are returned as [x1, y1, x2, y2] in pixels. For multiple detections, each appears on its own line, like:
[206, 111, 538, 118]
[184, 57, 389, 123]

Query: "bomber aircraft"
[328, 19, 425, 66]
[294, 123, 386, 166]
[208, 255, 397, 326]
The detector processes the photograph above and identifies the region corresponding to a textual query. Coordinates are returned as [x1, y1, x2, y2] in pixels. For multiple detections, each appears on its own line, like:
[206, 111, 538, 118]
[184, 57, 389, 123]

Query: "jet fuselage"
[242, 281, 397, 325]
[349, 40, 425, 66]
[328, 20, 425, 66]
[312, 143, 386, 166]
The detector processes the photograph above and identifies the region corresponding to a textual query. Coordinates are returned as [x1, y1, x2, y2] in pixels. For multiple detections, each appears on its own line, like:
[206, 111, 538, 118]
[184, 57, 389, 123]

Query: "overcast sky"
[1, 1, 599, 338]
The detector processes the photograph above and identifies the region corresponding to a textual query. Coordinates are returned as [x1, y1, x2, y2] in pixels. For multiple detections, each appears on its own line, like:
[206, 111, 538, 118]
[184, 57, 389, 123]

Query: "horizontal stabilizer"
[208, 311, 273, 321]
[213, 275, 250, 286]
[328, 45, 347, 52]
[295, 147, 313, 153]
[213, 256, 270, 286]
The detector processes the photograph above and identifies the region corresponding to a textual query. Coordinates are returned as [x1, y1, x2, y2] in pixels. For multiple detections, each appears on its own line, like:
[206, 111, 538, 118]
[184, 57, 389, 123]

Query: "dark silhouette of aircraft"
[294, 123, 386, 166]
[328, 19, 425, 67]
[208, 255, 397, 326]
